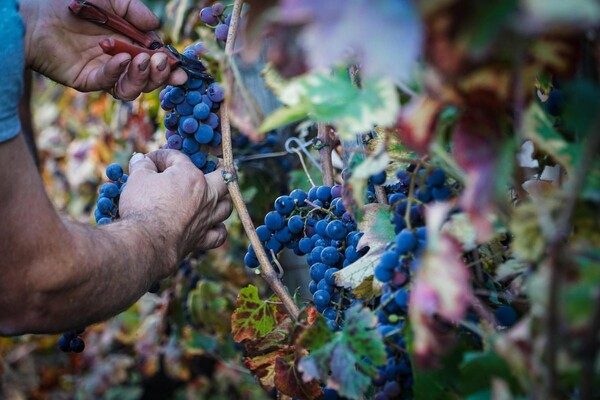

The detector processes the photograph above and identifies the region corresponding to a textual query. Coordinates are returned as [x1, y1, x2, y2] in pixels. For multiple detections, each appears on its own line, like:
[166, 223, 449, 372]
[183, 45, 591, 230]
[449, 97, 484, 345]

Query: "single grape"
[193, 103, 211, 120]
[70, 337, 85, 353]
[287, 215, 304, 234]
[395, 229, 417, 254]
[309, 262, 328, 281]
[99, 182, 119, 198]
[167, 134, 183, 150]
[256, 225, 271, 242]
[326, 220, 347, 240]
[264, 211, 286, 231]
[97, 197, 114, 214]
[105, 163, 123, 181]
[313, 290, 331, 308]
[200, 6, 219, 25]
[211, 2, 225, 15]
[194, 124, 214, 144]
[207, 82, 226, 102]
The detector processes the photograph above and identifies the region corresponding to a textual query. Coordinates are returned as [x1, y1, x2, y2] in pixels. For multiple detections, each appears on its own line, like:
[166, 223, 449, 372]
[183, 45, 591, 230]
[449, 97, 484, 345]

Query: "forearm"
[0, 135, 175, 335]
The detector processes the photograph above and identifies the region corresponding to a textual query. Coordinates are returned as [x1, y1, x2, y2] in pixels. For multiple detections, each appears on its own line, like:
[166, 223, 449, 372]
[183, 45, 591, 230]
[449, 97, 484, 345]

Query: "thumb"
[110, 0, 160, 31]
[129, 153, 158, 175]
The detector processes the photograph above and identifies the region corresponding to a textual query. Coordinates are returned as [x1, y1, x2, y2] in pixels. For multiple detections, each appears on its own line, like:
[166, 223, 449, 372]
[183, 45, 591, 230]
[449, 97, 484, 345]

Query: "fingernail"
[157, 57, 167, 71]
[120, 59, 131, 69]
[139, 59, 150, 72]
[130, 152, 145, 165]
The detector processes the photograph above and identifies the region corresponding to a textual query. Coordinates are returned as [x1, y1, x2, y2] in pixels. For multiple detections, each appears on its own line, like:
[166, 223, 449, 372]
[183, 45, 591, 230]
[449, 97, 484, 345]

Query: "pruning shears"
[68, 0, 210, 79]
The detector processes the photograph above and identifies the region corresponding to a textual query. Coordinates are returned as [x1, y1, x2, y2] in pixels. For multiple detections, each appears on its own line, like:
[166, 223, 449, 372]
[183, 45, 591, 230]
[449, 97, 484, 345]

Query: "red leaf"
[395, 96, 444, 154]
[275, 355, 323, 400]
[453, 109, 503, 241]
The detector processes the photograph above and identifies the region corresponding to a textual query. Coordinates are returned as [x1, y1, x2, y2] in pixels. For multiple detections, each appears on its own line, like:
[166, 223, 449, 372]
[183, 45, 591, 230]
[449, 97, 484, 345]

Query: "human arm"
[0, 135, 232, 335]
[18, 0, 187, 101]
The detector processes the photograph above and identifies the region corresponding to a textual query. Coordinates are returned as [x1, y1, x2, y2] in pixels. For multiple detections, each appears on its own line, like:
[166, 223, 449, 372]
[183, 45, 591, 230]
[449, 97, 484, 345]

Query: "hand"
[119, 151, 233, 275]
[20, 0, 187, 100]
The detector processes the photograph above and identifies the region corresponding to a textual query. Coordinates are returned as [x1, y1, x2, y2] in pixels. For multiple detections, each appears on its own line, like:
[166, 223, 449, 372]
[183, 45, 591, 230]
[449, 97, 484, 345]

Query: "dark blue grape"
[309, 262, 328, 281]
[106, 163, 123, 181]
[274, 195, 295, 215]
[326, 220, 347, 240]
[289, 189, 307, 206]
[265, 211, 285, 231]
[287, 215, 304, 234]
[395, 229, 417, 254]
[313, 290, 331, 307]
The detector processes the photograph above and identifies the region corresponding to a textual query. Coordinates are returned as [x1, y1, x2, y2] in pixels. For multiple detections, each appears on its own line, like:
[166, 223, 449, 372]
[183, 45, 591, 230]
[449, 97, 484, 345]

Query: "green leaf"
[458, 351, 522, 395]
[335, 205, 396, 290]
[298, 306, 386, 400]
[260, 70, 400, 139]
[298, 314, 334, 351]
[524, 0, 600, 26]
[259, 105, 309, 133]
[561, 248, 600, 328]
[231, 285, 284, 343]
[523, 103, 579, 172]
[187, 280, 230, 334]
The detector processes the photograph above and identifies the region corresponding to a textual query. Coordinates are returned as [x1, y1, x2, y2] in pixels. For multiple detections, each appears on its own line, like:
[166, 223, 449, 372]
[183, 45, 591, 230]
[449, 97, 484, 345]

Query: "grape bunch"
[93, 163, 128, 224]
[199, 2, 232, 42]
[159, 45, 225, 173]
[244, 184, 366, 330]
[369, 165, 457, 396]
[57, 329, 85, 353]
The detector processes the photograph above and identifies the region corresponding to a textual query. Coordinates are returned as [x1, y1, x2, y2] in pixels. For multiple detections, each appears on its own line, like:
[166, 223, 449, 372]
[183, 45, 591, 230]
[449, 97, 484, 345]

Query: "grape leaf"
[231, 285, 285, 342]
[275, 355, 323, 400]
[335, 204, 396, 290]
[523, 103, 579, 171]
[187, 280, 231, 334]
[395, 95, 445, 155]
[298, 306, 386, 400]
[410, 204, 473, 367]
[242, 307, 322, 397]
[523, 0, 600, 26]
[260, 69, 400, 139]
[280, 0, 422, 85]
[458, 351, 522, 395]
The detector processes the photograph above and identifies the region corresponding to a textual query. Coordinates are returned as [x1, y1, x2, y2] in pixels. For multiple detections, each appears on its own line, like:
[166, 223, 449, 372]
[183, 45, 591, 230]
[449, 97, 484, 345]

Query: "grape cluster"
[57, 329, 85, 353]
[369, 165, 457, 396]
[159, 47, 224, 174]
[199, 2, 232, 42]
[244, 184, 366, 330]
[94, 163, 128, 224]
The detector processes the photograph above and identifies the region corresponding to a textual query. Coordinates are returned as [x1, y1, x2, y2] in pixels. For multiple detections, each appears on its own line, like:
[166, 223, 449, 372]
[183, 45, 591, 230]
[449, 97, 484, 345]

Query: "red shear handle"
[99, 38, 179, 68]
[69, 0, 162, 49]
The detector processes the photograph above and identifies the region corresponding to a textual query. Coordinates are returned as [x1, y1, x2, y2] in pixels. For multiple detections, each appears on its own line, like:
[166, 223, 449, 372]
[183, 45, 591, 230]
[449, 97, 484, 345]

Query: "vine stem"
[318, 123, 334, 187]
[219, 0, 300, 320]
[544, 124, 600, 398]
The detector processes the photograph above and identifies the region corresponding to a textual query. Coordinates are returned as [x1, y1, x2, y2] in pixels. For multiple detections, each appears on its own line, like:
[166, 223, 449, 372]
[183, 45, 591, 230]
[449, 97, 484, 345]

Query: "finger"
[213, 196, 234, 222]
[166, 68, 189, 87]
[145, 149, 196, 172]
[115, 53, 151, 101]
[109, 0, 160, 31]
[200, 223, 228, 249]
[204, 168, 229, 198]
[128, 153, 159, 177]
[144, 53, 170, 92]
[93, 54, 131, 92]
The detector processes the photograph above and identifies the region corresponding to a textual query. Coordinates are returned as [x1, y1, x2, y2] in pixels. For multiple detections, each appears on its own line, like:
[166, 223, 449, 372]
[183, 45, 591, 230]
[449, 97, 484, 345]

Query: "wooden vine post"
[219, 0, 300, 320]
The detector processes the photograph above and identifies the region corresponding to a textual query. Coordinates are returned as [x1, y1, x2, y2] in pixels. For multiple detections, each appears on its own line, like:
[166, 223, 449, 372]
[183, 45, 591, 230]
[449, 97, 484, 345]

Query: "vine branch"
[220, 0, 300, 320]
[544, 125, 600, 397]
[318, 123, 334, 187]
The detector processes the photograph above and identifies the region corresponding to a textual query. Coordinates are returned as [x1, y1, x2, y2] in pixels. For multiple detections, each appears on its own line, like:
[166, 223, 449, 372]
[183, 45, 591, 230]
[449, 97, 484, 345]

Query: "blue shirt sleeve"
[0, 0, 25, 143]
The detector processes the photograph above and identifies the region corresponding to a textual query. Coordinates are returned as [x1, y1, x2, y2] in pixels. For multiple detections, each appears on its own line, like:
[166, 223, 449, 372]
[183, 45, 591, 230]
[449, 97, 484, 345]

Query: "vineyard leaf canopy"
[523, 99, 600, 201]
[280, 0, 422, 85]
[260, 68, 400, 140]
[298, 306, 386, 400]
